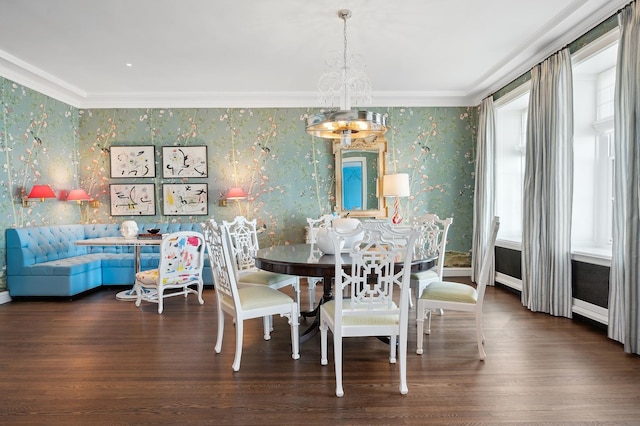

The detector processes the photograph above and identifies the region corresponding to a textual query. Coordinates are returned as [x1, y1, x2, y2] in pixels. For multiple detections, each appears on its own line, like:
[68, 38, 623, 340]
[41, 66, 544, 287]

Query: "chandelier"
[306, 9, 389, 146]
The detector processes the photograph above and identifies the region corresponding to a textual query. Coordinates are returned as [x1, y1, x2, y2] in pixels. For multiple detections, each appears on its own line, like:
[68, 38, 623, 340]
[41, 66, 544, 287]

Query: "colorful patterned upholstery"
[134, 231, 205, 314]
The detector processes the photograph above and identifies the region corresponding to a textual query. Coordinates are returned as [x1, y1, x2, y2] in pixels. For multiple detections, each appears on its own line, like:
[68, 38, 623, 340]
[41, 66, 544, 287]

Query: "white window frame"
[494, 82, 530, 250]
[570, 28, 618, 267]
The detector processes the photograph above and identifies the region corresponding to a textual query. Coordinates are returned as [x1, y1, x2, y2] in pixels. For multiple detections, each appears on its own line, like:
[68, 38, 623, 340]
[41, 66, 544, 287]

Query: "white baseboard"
[573, 298, 608, 325]
[494, 273, 608, 326]
[443, 267, 471, 277]
[496, 272, 522, 291]
[0, 291, 12, 305]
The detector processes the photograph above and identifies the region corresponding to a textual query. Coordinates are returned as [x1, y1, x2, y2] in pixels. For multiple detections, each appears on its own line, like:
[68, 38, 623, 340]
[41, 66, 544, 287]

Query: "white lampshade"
[382, 173, 410, 197]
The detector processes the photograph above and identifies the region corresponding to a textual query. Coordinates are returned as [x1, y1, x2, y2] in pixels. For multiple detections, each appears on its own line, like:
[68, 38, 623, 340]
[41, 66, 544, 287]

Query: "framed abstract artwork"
[109, 183, 156, 216]
[162, 183, 208, 216]
[161, 146, 208, 178]
[110, 145, 156, 178]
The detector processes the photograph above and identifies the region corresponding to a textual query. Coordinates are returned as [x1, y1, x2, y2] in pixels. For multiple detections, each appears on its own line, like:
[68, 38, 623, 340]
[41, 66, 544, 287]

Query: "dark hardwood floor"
[1, 279, 639, 425]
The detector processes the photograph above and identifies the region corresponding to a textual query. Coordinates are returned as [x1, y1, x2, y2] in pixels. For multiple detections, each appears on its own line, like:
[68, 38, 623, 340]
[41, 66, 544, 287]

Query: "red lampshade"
[27, 185, 57, 201]
[66, 189, 91, 201]
[226, 187, 247, 200]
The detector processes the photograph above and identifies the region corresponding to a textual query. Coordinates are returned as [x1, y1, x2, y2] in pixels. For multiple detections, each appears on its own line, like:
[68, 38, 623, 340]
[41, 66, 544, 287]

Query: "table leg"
[115, 246, 156, 301]
[299, 272, 334, 343]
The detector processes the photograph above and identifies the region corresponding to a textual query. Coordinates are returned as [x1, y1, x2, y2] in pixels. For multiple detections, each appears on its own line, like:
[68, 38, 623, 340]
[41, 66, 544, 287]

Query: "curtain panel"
[609, 1, 640, 354]
[521, 48, 574, 318]
[472, 97, 496, 283]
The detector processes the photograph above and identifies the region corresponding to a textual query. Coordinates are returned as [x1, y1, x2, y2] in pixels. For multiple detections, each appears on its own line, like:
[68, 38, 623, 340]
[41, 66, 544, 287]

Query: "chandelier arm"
[306, 9, 389, 145]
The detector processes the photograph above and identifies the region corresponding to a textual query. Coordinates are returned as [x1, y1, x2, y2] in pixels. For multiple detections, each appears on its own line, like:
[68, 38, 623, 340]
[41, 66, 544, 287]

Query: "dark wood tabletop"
[255, 243, 436, 302]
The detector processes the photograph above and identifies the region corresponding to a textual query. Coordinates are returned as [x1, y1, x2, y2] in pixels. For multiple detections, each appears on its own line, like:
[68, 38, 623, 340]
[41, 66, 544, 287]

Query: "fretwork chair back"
[416, 216, 499, 360]
[409, 214, 453, 308]
[222, 216, 301, 308]
[305, 214, 335, 310]
[202, 219, 300, 372]
[319, 222, 420, 397]
[134, 231, 205, 314]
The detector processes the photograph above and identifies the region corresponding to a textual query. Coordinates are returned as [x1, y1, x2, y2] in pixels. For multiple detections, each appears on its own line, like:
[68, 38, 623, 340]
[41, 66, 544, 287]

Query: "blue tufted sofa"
[6, 223, 213, 297]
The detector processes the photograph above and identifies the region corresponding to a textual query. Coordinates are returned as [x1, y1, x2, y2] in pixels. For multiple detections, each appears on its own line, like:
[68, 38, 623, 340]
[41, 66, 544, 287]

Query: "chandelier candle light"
[382, 173, 410, 224]
[306, 9, 388, 146]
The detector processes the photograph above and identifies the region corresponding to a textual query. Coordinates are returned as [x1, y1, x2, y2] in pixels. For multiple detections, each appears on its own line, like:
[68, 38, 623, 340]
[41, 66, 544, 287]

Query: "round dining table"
[255, 243, 437, 341]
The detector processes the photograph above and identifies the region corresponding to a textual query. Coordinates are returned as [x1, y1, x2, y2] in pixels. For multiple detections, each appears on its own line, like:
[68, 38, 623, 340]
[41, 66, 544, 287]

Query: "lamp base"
[391, 196, 403, 224]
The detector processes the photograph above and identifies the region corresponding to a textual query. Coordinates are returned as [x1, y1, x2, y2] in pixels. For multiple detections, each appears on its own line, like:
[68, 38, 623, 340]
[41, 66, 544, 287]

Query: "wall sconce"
[382, 173, 410, 224]
[22, 184, 56, 207]
[226, 187, 247, 200]
[66, 189, 91, 204]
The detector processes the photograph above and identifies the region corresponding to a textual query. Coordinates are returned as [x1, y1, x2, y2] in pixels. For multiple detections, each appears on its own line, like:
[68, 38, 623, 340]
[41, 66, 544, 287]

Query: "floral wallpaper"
[0, 75, 478, 292]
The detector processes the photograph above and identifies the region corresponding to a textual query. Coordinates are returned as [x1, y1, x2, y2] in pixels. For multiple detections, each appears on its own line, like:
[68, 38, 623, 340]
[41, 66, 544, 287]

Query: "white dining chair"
[222, 216, 301, 313]
[416, 216, 499, 360]
[410, 214, 453, 309]
[203, 219, 300, 372]
[319, 222, 420, 397]
[305, 214, 335, 310]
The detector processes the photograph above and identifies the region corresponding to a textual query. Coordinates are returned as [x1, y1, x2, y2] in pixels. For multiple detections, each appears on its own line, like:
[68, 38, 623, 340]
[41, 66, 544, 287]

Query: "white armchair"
[134, 231, 205, 314]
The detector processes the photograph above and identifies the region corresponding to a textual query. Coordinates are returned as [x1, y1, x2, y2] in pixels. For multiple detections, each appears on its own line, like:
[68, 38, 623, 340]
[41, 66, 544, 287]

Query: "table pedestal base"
[116, 287, 157, 301]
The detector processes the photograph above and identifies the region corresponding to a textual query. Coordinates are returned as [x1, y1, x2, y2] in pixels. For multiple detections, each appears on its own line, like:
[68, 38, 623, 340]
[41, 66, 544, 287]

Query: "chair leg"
[399, 329, 408, 395]
[308, 278, 317, 311]
[157, 288, 164, 314]
[232, 319, 244, 372]
[214, 308, 224, 354]
[333, 333, 344, 397]
[476, 312, 486, 360]
[263, 315, 271, 340]
[289, 304, 300, 360]
[416, 302, 425, 355]
[197, 282, 204, 305]
[134, 282, 143, 307]
[389, 334, 397, 364]
[293, 278, 301, 312]
[320, 315, 328, 366]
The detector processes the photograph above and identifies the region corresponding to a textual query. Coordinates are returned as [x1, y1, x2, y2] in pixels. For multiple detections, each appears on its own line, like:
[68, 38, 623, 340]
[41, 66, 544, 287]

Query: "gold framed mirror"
[334, 137, 387, 218]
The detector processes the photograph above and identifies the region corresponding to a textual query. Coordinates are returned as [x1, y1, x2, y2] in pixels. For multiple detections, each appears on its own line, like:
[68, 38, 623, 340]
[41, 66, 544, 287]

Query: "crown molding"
[467, 0, 630, 104]
[1, 0, 630, 110]
[0, 49, 86, 107]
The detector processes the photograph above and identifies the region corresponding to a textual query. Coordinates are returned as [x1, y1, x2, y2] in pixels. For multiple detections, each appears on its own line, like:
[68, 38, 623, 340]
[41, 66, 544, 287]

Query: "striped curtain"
[609, 1, 640, 354]
[521, 48, 574, 317]
[472, 97, 496, 283]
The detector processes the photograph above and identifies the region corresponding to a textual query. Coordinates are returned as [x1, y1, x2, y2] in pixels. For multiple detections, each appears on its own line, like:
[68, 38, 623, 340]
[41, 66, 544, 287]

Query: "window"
[571, 31, 618, 257]
[495, 84, 530, 245]
[493, 29, 619, 264]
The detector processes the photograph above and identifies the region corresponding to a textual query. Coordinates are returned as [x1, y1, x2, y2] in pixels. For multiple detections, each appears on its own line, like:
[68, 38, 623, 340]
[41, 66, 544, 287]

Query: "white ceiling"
[0, 0, 629, 109]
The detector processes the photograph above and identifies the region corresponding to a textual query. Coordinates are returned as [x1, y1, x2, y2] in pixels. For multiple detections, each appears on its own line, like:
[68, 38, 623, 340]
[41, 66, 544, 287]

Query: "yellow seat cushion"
[238, 286, 294, 310]
[420, 281, 478, 304]
[135, 269, 159, 285]
[322, 299, 399, 326]
[410, 269, 438, 281]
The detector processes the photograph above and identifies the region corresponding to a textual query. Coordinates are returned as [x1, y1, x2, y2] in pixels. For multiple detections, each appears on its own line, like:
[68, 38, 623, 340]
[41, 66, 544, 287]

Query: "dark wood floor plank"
[0, 279, 639, 425]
